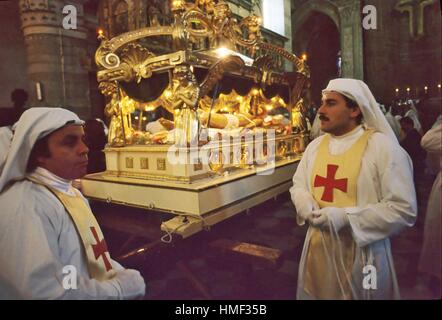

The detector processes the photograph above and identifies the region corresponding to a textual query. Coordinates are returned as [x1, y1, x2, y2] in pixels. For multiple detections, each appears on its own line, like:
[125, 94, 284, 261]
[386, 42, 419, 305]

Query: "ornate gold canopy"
[95, 0, 310, 147]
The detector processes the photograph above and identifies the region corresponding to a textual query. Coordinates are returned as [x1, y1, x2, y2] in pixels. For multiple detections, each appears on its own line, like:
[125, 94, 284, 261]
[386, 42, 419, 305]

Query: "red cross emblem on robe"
[313, 164, 348, 202]
[90, 226, 113, 271]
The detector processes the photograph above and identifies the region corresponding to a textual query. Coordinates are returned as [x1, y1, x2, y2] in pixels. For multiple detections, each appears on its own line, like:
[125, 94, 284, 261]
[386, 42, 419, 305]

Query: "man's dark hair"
[11, 89, 28, 108]
[84, 119, 106, 150]
[26, 135, 51, 173]
[342, 95, 363, 125]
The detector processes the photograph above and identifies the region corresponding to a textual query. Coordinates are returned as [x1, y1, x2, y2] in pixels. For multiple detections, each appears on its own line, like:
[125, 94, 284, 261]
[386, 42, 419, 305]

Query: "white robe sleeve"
[0, 127, 13, 169]
[0, 183, 124, 299]
[421, 124, 442, 153]
[346, 135, 418, 247]
[290, 138, 322, 225]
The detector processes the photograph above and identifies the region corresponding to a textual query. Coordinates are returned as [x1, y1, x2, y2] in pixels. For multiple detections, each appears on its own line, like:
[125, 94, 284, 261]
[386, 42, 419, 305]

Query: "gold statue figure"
[100, 83, 125, 146]
[292, 98, 308, 134]
[104, 94, 125, 146]
[168, 65, 200, 147]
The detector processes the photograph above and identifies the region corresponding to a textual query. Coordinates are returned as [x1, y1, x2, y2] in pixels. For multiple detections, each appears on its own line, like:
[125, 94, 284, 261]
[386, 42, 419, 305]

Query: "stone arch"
[292, 0, 364, 80]
[292, 0, 340, 43]
[293, 11, 340, 107]
[292, 0, 340, 59]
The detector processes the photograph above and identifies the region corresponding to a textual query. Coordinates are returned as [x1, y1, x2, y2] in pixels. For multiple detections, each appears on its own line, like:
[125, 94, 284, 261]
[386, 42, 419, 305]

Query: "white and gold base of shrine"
[81, 157, 299, 238]
[81, 134, 306, 238]
[101, 133, 306, 183]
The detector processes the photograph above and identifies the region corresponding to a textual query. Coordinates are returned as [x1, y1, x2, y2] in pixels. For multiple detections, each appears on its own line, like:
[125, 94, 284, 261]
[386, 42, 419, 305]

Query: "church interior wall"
[363, 0, 441, 105]
[291, 0, 440, 112]
[0, 1, 29, 108]
[0, 0, 438, 121]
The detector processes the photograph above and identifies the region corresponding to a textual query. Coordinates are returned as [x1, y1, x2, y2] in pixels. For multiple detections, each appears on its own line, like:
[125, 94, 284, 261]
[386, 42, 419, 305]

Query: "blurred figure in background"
[0, 88, 28, 127]
[84, 119, 107, 173]
[400, 116, 426, 187]
[418, 118, 441, 298]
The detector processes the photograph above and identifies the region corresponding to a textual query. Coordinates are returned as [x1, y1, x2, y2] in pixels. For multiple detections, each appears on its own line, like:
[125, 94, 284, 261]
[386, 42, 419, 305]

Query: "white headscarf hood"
[322, 78, 397, 141]
[0, 107, 84, 192]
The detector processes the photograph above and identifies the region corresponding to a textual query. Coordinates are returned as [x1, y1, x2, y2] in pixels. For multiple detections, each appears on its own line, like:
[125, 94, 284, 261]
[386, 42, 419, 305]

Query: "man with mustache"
[290, 79, 417, 299]
[0, 108, 145, 299]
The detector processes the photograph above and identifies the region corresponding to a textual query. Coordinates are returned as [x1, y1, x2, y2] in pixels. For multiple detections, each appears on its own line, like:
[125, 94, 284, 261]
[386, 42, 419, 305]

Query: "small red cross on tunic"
[90, 226, 112, 272]
[314, 164, 348, 202]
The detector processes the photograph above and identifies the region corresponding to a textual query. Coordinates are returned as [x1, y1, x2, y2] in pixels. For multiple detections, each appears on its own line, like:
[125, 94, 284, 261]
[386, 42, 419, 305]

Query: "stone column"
[336, 0, 364, 80]
[19, 0, 91, 119]
[283, 0, 293, 71]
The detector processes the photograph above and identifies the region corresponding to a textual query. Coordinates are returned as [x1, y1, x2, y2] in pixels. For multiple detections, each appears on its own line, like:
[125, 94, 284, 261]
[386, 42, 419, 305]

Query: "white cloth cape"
[0, 126, 13, 171]
[290, 126, 417, 299]
[0, 167, 125, 299]
[0, 108, 127, 299]
[418, 123, 441, 279]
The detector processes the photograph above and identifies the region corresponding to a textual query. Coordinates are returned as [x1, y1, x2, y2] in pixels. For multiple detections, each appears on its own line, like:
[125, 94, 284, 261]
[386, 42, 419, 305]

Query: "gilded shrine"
[81, 0, 310, 238]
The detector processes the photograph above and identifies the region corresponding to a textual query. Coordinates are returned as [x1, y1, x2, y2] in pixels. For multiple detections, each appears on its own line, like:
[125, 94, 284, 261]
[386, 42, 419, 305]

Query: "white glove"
[113, 269, 146, 300]
[310, 207, 349, 232]
[294, 191, 320, 225]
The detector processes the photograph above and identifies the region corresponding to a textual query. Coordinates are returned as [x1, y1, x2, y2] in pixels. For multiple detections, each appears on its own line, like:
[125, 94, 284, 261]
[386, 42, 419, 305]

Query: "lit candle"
[406, 87, 411, 96]
[395, 88, 399, 97]
[424, 86, 428, 94]
[97, 28, 105, 39]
